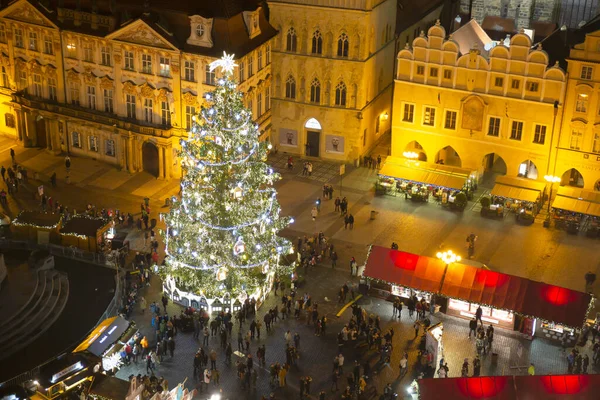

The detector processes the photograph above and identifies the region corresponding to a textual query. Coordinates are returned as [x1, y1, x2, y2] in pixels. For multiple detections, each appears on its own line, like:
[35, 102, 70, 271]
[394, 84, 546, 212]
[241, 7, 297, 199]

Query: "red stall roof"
[441, 263, 530, 313]
[364, 246, 592, 329]
[419, 375, 600, 400]
[363, 246, 446, 293]
[418, 376, 516, 400]
[520, 282, 592, 329]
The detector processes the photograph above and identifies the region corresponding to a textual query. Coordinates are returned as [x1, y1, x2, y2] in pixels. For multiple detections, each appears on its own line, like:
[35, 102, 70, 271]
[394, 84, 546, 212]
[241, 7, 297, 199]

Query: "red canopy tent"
[440, 263, 530, 312]
[418, 375, 600, 400]
[418, 376, 516, 399]
[363, 246, 446, 293]
[520, 282, 592, 329]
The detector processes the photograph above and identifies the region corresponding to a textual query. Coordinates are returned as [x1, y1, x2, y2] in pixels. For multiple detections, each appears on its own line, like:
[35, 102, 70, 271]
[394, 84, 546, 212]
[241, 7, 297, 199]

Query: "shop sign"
[51, 361, 83, 384]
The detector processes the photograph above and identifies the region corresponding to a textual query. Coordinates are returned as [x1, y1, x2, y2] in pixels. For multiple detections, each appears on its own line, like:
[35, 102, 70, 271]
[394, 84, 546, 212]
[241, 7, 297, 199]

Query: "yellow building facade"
[392, 22, 567, 183]
[0, 0, 275, 179]
[267, 0, 395, 162]
[556, 30, 600, 191]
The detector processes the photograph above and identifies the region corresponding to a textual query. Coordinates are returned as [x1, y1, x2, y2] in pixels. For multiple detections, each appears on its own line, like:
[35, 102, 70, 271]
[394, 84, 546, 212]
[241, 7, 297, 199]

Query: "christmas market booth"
[416, 374, 599, 400]
[73, 316, 138, 374]
[59, 216, 113, 252]
[87, 374, 131, 400]
[377, 156, 477, 207]
[551, 187, 600, 236]
[363, 246, 593, 345]
[486, 175, 547, 222]
[11, 211, 62, 243]
[33, 353, 95, 399]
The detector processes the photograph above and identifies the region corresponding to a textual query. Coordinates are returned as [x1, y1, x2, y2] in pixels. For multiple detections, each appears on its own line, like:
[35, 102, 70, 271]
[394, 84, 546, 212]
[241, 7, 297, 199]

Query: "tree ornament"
[216, 267, 228, 281]
[233, 237, 246, 255]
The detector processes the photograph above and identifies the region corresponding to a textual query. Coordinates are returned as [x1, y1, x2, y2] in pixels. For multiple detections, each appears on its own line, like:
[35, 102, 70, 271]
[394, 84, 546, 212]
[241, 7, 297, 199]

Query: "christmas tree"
[160, 53, 293, 299]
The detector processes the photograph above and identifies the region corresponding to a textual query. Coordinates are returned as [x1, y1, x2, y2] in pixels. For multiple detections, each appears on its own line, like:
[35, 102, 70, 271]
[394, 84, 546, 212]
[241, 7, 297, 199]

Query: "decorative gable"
[242, 8, 261, 40]
[0, 0, 56, 28]
[107, 20, 176, 50]
[187, 15, 213, 48]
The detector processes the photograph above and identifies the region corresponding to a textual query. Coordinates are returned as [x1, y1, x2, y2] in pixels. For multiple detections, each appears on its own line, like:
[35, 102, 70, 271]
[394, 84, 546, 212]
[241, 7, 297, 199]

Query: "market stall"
[362, 246, 593, 343]
[551, 187, 600, 235]
[73, 316, 137, 373]
[362, 246, 446, 304]
[87, 374, 131, 400]
[60, 216, 113, 253]
[377, 157, 476, 206]
[416, 375, 599, 399]
[488, 176, 546, 221]
[34, 353, 95, 399]
[11, 211, 62, 243]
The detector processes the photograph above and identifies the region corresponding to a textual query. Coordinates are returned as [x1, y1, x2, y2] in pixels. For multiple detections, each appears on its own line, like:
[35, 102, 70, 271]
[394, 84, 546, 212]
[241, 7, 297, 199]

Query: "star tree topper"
[210, 51, 238, 75]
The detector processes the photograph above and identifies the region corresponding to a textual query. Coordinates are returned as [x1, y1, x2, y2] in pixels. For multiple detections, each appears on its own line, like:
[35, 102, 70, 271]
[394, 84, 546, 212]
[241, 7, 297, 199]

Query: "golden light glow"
[436, 250, 461, 265]
[403, 151, 419, 159]
[544, 175, 560, 183]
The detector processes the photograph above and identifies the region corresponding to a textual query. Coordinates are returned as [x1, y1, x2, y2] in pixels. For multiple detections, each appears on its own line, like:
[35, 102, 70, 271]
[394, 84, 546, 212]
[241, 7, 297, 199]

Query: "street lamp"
[403, 151, 419, 160]
[436, 250, 461, 265]
[544, 175, 560, 213]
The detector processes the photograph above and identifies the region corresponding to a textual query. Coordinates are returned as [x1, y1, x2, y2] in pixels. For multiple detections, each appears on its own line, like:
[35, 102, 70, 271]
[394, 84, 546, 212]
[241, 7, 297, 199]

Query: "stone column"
[24, 111, 37, 147]
[158, 144, 165, 179]
[165, 144, 173, 179]
[127, 135, 135, 173]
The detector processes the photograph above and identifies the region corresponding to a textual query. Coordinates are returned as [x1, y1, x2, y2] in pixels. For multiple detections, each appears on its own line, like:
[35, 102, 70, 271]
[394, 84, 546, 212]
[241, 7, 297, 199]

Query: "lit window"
[66, 41, 77, 58]
[72, 131, 81, 148]
[510, 121, 523, 140]
[159, 57, 170, 77]
[576, 93, 588, 113]
[533, 124, 546, 144]
[444, 110, 457, 129]
[423, 107, 435, 126]
[488, 117, 500, 137]
[29, 31, 38, 51]
[403, 103, 414, 122]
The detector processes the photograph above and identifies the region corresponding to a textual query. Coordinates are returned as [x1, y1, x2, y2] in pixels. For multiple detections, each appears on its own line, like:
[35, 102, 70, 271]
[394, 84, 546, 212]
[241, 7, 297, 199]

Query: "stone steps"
[0, 272, 70, 360]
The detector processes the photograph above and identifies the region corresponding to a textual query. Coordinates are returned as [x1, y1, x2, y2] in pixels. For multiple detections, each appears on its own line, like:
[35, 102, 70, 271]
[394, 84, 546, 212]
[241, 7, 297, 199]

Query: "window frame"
[423, 106, 436, 127]
[143, 98, 153, 123]
[310, 78, 321, 103]
[103, 89, 114, 113]
[72, 131, 81, 148]
[444, 109, 457, 130]
[14, 28, 23, 48]
[32, 74, 42, 97]
[569, 129, 583, 150]
[592, 132, 600, 154]
[335, 81, 347, 106]
[141, 53, 153, 74]
[83, 44, 93, 63]
[511, 79, 520, 90]
[581, 65, 593, 80]
[443, 69, 452, 80]
[48, 77, 57, 101]
[337, 32, 349, 58]
[416, 65, 425, 75]
[527, 81, 539, 92]
[205, 65, 215, 85]
[285, 75, 296, 99]
[101, 46, 111, 66]
[28, 31, 38, 51]
[286, 27, 297, 52]
[88, 135, 98, 152]
[86, 85, 96, 109]
[184, 60, 195, 82]
[124, 51, 134, 71]
[161, 101, 171, 126]
[533, 124, 547, 144]
[159, 57, 171, 77]
[402, 103, 415, 123]
[575, 93, 589, 113]
[510, 120, 524, 141]
[185, 105, 196, 129]
[126, 94, 136, 119]
[43, 36, 53, 55]
[429, 67, 438, 78]
[494, 77, 504, 87]
[487, 116, 501, 137]
[239, 61, 245, 82]
[105, 139, 116, 157]
[312, 30, 323, 55]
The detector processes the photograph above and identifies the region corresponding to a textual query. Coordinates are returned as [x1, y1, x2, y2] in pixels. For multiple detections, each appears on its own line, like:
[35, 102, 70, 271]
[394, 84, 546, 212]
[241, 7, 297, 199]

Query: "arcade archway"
[518, 160, 539, 180]
[561, 168, 584, 188]
[404, 140, 427, 161]
[434, 146, 461, 167]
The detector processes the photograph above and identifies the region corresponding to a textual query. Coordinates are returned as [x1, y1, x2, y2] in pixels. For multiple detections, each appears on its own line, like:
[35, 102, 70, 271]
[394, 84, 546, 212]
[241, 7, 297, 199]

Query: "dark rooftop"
[13, 211, 62, 228]
[60, 216, 110, 237]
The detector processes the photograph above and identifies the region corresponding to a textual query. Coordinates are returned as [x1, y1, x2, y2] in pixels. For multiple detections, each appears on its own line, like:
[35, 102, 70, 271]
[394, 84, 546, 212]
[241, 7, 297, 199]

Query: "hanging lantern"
[216, 267, 228, 281]
[233, 237, 246, 255]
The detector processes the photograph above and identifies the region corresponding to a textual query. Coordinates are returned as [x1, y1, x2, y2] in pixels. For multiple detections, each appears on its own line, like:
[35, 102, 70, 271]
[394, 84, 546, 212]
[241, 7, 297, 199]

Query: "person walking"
[203, 326, 210, 346]
[469, 318, 477, 338]
[349, 257, 357, 276]
[10, 148, 15, 164]
[311, 206, 318, 221]
[399, 353, 408, 378]
[168, 337, 175, 357]
[210, 349, 217, 370]
[413, 321, 420, 339]
[331, 251, 338, 269]
[348, 214, 354, 229]
[475, 306, 483, 326]
[334, 197, 341, 212]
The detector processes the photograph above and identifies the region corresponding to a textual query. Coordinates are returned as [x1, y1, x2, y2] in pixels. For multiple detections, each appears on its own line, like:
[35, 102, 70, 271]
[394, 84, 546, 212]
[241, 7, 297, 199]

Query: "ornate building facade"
[0, 0, 275, 179]
[392, 22, 568, 183]
[556, 28, 600, 191]
[267, 0, 395, 162]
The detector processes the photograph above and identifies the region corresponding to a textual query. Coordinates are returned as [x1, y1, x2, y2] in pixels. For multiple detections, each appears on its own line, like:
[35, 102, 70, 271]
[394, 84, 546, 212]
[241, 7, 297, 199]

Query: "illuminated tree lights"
[160, 53, 293, 299]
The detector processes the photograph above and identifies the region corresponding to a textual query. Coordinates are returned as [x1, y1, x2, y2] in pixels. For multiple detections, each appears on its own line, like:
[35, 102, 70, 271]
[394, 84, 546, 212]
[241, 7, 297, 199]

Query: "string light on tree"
[159, 53, 293, 298]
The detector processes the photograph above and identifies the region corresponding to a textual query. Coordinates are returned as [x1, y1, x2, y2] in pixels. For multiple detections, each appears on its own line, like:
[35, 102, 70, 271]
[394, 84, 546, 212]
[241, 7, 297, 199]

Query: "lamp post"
[436, 250, 461, 266]
[544, 175, 560, 213]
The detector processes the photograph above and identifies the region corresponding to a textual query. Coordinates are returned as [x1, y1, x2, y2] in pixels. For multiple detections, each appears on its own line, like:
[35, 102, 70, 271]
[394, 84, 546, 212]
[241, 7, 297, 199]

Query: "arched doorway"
[518, 160, 539, 180]
[404, 141, 427, 161]
[304, 118, 321, 157]
[35, 116, 47, 148]
[142, 142, 159, 177]
[482, 153, 507, 174]
[561, 168, 584, 188]
[435, 146, 461, 167]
